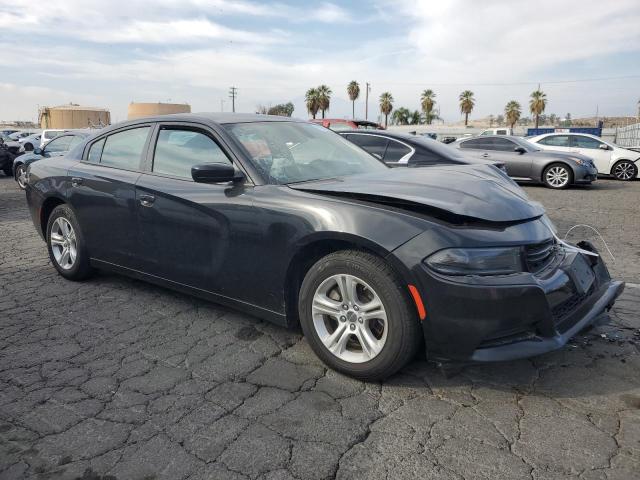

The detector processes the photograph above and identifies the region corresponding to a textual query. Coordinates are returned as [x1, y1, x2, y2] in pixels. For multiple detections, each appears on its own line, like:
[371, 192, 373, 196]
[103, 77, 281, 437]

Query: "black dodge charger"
[24, 113, 624, 380]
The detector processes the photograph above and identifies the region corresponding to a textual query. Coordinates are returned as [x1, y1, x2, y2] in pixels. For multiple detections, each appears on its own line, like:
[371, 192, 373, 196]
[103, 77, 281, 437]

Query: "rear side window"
[460, 138, 492, 149]
[538, 135, 569, 147]
[100, 127, 150, 170]
[68, 135, 84, 149]
[571, 136, 602, 149]
[87, 138, 105, 163]
[153, 129, 231, 179]
[44, 135, 72, 153]
[348, 134, 388, 158]
[384, 140, 412, 162]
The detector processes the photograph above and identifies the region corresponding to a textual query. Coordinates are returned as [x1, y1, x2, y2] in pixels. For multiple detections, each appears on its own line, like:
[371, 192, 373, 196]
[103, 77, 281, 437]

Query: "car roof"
[98, 113, 304, 135]
[339, 130, 418, 142]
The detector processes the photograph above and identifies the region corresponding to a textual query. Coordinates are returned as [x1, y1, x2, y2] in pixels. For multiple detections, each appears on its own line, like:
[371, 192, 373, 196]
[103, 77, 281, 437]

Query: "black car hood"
[289, 164, 545, 223]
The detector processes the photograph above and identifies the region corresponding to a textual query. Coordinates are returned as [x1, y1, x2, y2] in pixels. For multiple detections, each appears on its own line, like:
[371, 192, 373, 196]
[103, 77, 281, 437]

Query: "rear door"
[135, 122, 254, 294]
[67, 125, 152, 267]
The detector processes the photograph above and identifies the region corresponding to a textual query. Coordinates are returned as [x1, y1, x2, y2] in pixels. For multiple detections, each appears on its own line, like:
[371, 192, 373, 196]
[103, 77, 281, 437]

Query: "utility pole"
[365, 82, 371, 120]
[228, 87, 237, 113]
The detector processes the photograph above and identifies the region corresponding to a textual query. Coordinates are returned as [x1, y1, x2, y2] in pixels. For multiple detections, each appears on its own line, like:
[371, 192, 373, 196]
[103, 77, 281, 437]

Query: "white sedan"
[528, 133, 639, 181]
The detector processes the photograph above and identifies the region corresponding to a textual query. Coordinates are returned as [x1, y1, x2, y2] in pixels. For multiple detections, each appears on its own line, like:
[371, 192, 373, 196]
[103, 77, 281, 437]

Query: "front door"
[569, 135, 611, 173]
[67, 125, 151, 267]
[135, 125, 254, 294]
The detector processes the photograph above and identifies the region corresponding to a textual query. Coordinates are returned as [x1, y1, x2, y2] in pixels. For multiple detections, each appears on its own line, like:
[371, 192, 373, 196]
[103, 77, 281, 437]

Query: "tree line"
[305, 82, 554, 128]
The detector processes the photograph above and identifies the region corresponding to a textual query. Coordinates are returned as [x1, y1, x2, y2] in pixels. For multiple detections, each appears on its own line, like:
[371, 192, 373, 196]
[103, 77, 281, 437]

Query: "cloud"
[0, 0, 638, 121]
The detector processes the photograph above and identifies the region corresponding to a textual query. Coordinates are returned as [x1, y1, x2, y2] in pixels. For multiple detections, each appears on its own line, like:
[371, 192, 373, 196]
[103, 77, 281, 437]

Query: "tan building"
[127, 102, 191, 120]
[39, 104, 110, 129]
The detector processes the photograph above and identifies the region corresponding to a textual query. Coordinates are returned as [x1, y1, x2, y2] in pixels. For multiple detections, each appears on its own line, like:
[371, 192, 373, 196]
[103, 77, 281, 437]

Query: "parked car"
[24, 114, 623, 379]
[453, 135, 598, 189]
[13, 131, 91, 189]
[9, 130, 39, 141]
[19, 133, 42, 152]
[528, 133, 640, 181]
[479, 127, 513, 136]
[40, 129, 67, 148]
[0, 139, 16, 177]
[311, 118, 384, 131]
[340, 130, 508, 172]
[1, 129, 20, 136]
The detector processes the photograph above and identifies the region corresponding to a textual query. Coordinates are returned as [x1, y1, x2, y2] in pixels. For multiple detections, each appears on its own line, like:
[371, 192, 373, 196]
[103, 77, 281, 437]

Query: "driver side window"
[152, 128, 232, 179]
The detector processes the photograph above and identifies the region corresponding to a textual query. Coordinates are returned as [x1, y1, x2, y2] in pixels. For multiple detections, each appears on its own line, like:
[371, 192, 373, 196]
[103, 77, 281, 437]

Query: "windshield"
[225, 121, 388, 184]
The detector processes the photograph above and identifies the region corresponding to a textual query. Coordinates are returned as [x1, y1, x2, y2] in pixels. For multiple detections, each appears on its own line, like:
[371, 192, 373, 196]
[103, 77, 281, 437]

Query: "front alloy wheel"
[543, 164, 572, 189]
[612, 161, 637, 181]
[312, 274, 388, 364]
[299, 250, 422, 380]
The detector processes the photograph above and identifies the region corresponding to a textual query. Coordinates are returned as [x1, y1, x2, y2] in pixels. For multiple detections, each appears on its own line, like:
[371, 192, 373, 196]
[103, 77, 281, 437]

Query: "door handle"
[71, 177, 83, 187]
[139, 194, 155, 207]
[481, 153, 490, 158]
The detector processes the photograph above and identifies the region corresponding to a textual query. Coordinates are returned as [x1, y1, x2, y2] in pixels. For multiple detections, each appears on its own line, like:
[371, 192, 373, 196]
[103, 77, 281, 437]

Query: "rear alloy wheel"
[543, 163, 572, 189]
[612, 160, 637, 181]
[14, 164, 26, 189]
[46, 204, 93, 280]
[298, 250, 422, 380]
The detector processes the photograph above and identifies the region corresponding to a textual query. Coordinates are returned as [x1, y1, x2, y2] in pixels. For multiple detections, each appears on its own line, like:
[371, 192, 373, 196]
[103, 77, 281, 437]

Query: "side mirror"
[33, 148, 43, 155]
[514, 146, 526, 154]
[598, 144, 609, 150]
[191, 163, 244, 183]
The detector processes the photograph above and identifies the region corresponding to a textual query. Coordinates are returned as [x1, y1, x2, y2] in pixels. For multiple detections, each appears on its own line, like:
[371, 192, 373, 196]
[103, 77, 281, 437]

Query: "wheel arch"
[282, 232, 406, 328]
[610, 158, 638, 176]
[39, 195, 66, 237]
[541, 161, 574, 184]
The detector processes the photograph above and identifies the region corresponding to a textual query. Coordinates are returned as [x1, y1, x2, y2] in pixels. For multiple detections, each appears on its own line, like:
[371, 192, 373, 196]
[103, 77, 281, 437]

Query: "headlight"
[424, 247, 523, 276]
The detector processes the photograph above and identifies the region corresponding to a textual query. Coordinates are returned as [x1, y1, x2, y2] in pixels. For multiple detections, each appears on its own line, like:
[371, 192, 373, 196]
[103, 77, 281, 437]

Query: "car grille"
[524, 239, 558, 274]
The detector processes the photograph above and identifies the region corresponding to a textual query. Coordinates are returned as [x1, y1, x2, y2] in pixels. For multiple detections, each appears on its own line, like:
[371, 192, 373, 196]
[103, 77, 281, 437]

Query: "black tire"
[542, 163, 573, 189]
[298, 250, 422, 380]
[611, 160, 637, 181]
[2, 164, 11, 177]
[14, 164, 26, 189]
[23, 142, 34, 152]
[46, 204, 93, 281]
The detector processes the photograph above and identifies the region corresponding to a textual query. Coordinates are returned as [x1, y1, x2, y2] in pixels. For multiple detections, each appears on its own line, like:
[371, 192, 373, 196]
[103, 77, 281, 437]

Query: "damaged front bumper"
[396, 237, 624, 364]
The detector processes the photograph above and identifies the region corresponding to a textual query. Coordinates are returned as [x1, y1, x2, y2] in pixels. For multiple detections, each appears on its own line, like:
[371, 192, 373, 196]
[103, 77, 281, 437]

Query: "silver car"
[453, 135, 598, 189]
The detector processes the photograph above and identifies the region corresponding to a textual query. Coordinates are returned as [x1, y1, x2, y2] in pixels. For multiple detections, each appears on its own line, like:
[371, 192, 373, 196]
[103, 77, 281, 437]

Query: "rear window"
[100, 127, 150, 170]
[538, 135, 569, 147]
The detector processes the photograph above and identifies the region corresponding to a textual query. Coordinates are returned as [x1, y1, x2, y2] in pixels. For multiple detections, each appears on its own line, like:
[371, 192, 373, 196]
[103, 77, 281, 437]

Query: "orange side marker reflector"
[408, 284, 427, 321]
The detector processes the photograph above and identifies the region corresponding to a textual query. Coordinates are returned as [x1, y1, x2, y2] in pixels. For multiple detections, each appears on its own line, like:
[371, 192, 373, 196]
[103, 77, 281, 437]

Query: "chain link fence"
[614, 123, 640, 148]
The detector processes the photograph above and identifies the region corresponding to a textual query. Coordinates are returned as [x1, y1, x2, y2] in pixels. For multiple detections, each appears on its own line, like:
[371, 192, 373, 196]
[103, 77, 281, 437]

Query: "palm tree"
[420, 89, 436, 125]
[305, 88, 320, 119]
[392, 107, 410, 125]
[347, 81, 360, 119]
[504, 100, 521, 128]
[458, 90, 475, 126]
[529, 89, 547, 128]
[379, 92, 394, 128]
[317, 85, 332, 119]
[409, 110, 422, 125]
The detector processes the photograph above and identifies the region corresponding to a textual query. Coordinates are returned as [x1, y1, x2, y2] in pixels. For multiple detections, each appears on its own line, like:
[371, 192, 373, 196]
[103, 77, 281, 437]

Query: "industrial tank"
[39, 104, 110, 129]
[127, 102, 191, 120]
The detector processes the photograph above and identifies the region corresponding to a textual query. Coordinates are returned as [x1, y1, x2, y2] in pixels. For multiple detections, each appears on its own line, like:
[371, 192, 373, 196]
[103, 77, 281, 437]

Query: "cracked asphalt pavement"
[1, 176, 639, 480]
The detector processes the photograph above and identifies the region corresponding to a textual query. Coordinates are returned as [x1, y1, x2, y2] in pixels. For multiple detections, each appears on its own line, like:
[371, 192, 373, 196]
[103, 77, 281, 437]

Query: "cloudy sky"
[1, 0, 639, 123]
